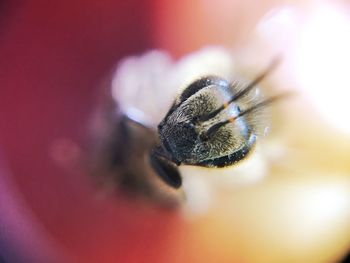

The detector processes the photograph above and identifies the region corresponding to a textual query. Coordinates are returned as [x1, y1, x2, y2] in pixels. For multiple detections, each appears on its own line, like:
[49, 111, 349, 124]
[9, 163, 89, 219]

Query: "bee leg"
[149, 148, 182, 189]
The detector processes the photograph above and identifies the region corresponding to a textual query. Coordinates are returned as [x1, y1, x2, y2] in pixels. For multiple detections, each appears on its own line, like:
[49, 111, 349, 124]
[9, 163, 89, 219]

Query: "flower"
[0, 1, 349, 263]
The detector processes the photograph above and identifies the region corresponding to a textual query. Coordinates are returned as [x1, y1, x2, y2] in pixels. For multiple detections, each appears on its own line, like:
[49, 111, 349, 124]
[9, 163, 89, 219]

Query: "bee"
[149, 58, 286, 189]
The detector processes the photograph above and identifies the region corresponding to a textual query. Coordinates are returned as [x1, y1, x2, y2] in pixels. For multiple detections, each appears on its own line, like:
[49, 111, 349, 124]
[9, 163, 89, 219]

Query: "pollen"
[228, 116, 237, 123]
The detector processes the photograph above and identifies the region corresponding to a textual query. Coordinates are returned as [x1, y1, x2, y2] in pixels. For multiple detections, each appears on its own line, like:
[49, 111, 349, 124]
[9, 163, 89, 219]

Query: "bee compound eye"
[149, 150, 182, 189]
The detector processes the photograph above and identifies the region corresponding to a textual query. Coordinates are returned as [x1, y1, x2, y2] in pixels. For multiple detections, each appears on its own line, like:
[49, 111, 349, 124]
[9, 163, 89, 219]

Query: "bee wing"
[112, 50, 176, 129]
[112, 47, 236, 129]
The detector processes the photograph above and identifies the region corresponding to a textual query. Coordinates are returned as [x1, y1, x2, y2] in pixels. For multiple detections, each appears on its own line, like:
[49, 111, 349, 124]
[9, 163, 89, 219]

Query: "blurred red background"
[0, 1, 183, 262]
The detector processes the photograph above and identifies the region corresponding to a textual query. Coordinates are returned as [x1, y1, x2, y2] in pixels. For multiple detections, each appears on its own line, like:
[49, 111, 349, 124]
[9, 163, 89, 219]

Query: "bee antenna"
[230, 56, 281, 102]
[197, 56, 281, 123]
[201, 91, 292, 140]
